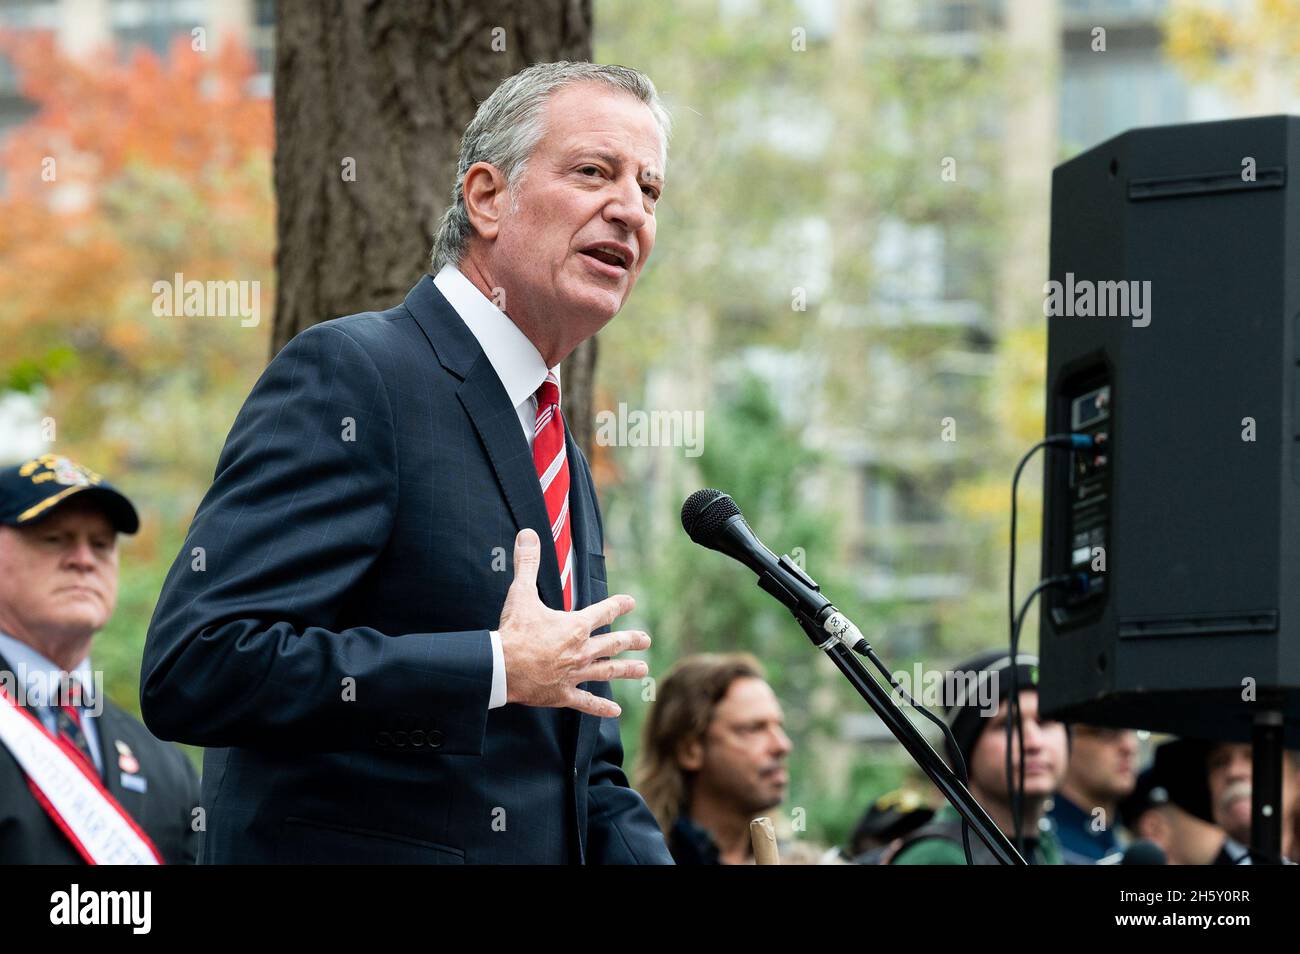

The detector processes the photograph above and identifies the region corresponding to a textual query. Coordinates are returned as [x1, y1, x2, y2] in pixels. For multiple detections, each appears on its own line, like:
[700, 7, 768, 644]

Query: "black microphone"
[680, 488, 865, 650]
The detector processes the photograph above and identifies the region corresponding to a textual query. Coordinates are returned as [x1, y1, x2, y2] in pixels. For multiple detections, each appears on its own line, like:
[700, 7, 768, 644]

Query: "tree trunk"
[272, 0, 599, 456]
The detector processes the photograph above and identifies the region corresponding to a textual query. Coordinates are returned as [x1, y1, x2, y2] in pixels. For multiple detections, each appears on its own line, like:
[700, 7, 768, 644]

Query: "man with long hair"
[637, 653, 792, 864]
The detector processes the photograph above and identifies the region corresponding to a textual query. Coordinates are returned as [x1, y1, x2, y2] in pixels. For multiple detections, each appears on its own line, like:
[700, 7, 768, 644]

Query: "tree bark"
[272, 0, 599, 456]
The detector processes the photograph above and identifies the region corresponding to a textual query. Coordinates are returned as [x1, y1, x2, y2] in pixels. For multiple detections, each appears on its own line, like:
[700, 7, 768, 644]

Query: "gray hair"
[429, 61, 671, 273]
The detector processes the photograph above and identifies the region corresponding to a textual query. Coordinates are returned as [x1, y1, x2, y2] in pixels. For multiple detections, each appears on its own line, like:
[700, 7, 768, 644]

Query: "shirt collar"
[0, 630, 94, 703]
[433, 264, 560, 410]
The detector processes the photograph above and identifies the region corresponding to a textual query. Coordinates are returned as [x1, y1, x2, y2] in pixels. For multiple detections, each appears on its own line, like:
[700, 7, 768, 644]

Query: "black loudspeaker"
[1039, 115, 1300, 744]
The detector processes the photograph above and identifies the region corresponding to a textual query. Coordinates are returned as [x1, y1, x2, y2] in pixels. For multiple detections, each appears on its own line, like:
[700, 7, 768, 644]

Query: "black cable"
[854, 643, 976, 866]
[827, 429, 1090, 865]
[1008, 434, 1092, 855]
[1006, 573, 1078, 857]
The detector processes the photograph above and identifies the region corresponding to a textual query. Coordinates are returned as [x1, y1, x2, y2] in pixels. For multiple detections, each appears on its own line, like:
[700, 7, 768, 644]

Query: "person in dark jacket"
[0, 455, 198, 864]
[890, 651, 1067, 865]
[1049, 724, 1139, 863]
[140, 62, 674, 864]
[637, 653, 793, 864]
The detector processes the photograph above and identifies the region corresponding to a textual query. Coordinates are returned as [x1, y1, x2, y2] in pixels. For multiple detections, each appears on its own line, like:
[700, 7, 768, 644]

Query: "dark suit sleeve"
[140, 323, 493, 755]
[584, 703, 674, 864]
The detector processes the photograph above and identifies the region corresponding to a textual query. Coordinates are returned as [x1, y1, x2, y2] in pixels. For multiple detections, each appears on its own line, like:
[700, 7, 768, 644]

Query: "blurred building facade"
[808, 0, 1292, 693]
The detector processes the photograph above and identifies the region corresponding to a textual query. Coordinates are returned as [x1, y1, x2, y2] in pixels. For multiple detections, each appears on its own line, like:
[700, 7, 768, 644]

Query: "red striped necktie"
[54, 674, 98, 776]
[533, 372, 573, 611]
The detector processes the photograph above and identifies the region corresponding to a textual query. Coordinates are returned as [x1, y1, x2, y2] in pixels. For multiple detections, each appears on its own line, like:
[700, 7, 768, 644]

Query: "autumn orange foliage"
[0, 30, 274, 544]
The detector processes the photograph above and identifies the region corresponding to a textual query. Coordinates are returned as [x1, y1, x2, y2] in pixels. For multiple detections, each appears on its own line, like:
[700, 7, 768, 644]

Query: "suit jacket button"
[393, 731, 408, 747]
[428, 729, 444, 749]
[376, 732, 392, 747]
[410, 730, 426, 746]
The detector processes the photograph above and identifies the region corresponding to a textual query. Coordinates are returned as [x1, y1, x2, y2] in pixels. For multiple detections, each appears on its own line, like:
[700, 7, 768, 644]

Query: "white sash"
[0, 686, 162, 864]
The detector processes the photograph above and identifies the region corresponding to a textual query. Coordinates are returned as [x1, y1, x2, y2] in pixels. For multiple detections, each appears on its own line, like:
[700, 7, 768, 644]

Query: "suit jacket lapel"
[405, 275, 566, 612]
[459, 359, 565, 610]
[95, 703, 119, 791]
[564, 426, 601, 767]
[563, 425, 592, 608]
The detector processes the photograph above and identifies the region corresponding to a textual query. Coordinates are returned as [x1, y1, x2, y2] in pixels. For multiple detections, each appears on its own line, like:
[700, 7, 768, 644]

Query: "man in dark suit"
[141, 61, 673, 863]
[0, 455, 199, 864]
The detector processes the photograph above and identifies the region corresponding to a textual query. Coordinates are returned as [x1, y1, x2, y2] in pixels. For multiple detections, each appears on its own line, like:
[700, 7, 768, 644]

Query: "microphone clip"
[754, 553, 822, 617]
[758, 555, 869, 653]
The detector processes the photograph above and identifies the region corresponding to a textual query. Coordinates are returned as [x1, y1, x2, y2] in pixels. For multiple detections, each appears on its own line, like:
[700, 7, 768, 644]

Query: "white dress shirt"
[0, 630, 104, 775]
[433, 264, 563, 711]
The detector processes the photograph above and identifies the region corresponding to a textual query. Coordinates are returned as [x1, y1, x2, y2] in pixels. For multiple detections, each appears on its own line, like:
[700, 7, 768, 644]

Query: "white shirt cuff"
[488, 630, 507, 709]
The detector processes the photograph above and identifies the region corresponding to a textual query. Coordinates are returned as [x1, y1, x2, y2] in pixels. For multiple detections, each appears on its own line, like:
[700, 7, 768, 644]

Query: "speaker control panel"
[1054, 379, 1111, 625]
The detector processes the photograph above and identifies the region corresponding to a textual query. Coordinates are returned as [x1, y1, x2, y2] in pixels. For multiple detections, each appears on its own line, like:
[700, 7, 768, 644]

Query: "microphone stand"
[759, 554, 1027, 866]
[1250, 708, 1285, 864]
